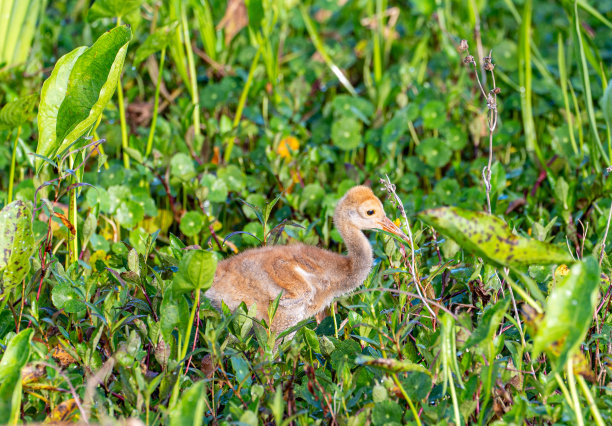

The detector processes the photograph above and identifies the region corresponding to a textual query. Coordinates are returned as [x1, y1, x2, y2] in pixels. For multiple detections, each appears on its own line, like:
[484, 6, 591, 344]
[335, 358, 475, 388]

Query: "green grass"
[0, 0, 611, 424]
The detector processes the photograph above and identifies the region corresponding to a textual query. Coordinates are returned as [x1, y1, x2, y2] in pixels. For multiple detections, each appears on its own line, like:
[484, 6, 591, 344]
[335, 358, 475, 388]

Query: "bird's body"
[205, 186, 406, 334]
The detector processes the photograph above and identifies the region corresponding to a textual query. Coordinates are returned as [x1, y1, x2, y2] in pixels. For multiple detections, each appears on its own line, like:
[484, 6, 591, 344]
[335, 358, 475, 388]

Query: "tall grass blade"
[518, 0, 544, 166]
[573, 1, 609, 166]
[300, 5, 357, 96]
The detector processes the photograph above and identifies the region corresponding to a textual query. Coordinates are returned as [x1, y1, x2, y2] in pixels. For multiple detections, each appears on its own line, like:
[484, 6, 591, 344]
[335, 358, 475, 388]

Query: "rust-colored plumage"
[205, 186, 407, 334]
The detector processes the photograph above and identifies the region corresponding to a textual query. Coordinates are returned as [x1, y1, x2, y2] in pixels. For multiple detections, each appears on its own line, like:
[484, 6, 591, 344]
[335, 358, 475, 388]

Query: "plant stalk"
[7, 126, 21, 204]
[145, 47, 166, 158]
[568, 357, 585, 426]
[116, 18, 130, 169]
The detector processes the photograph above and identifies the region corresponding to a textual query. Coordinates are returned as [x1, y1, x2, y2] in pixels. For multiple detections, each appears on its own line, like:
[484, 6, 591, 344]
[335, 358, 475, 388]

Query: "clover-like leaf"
[51, 282, 87, 314]
[170, 153, 197, 181]
[200, 174, 228, 203]
[422, 100, 446, 129]
[332, 95, 374, 123]
[331, 116, 362, 150]
[180, 211, 204, 237]
[218, 165, 246, 192]
[116, 201, 145, 229]
[418, 206, 574, 268]
[416, 137, 452, 168]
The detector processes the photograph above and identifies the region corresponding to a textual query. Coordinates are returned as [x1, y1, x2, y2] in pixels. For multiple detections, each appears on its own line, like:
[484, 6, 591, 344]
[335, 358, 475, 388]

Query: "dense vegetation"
[1, 0, 612, 424]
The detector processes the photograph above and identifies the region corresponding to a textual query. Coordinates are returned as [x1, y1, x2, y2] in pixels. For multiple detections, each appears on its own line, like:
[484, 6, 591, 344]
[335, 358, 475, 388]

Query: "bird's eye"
[367, 209, 375, 216]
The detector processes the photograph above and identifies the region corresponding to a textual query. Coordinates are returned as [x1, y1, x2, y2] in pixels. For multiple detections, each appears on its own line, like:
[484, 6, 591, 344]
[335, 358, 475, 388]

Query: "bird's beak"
[378, 216, 410, 242]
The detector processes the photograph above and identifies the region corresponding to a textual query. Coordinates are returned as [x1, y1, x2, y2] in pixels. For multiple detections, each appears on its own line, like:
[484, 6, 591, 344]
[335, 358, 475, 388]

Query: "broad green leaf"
[330, 339, 361, 369]
[422, 100, 446, 129]
[36, 46, 88, 171]
[230, 355, 251, 384]
[134, 22, 178, 66]
[218, 165, 246, 193]
[51, 282, 87, 314]
[179, 211, 204, 237]
[200, 174, 228, 203]
[0, 328, 34, 425]
[464, 298, 510, 350]
[0, 201, 35, 292]
[331, 116, 362, 150]
[169, 380, 206, 426]
[55, 26, 132, 154]
[418, 206, 574, 268]
[116, 200, 145, 229]
[0, 94, 37, 130]
[399, 371, 432, 401]
[533, 256, 600, 371]
[332, 95, 374, 123]
[372, 400, 403, 425]
[416, 137, 452, 168]
[87, 0, 143, 21]
[301, 327, 320, 353]
[173, 250, 218, 294]
[170, 153, 196, 181]
[382, 110, 408, 147]
[160, 287, 189, 346]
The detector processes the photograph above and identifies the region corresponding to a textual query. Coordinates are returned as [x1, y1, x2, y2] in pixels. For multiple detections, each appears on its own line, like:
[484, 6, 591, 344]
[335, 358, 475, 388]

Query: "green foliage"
[172, 249, 217, 293]
[1, 0, 612, 424]
[0, 201, 35, 293]
[419, 206, 575, 268]
[533, 256, 600, 371]
[35, 26, 131, 171]
[0, 329, 34, 424]
[0, 0, 42, 66]
[0, 94, 37, 130]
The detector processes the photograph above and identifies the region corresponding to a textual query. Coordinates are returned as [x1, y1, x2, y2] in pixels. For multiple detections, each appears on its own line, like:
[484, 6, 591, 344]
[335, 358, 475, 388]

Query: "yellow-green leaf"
[533, 256, 600, 372]
[418, 206, 574, 268]
[35, 46, 87, 171]
[0, 328, 34, 424]
[0, 201, 35, 293]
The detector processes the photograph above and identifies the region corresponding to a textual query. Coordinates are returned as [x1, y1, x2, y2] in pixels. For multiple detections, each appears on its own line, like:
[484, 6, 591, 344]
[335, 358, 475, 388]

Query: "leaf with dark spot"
[418, 206, 574, 268]
[0, 201, 35, 293]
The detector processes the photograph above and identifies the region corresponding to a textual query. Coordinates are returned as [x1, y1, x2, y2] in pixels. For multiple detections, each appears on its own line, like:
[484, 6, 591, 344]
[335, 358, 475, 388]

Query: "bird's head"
[336, 186, 409, 241]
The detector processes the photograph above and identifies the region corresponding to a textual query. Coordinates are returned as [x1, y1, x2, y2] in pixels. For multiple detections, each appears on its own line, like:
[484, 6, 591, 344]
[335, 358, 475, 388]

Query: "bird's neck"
[336, 216, 373, 282]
